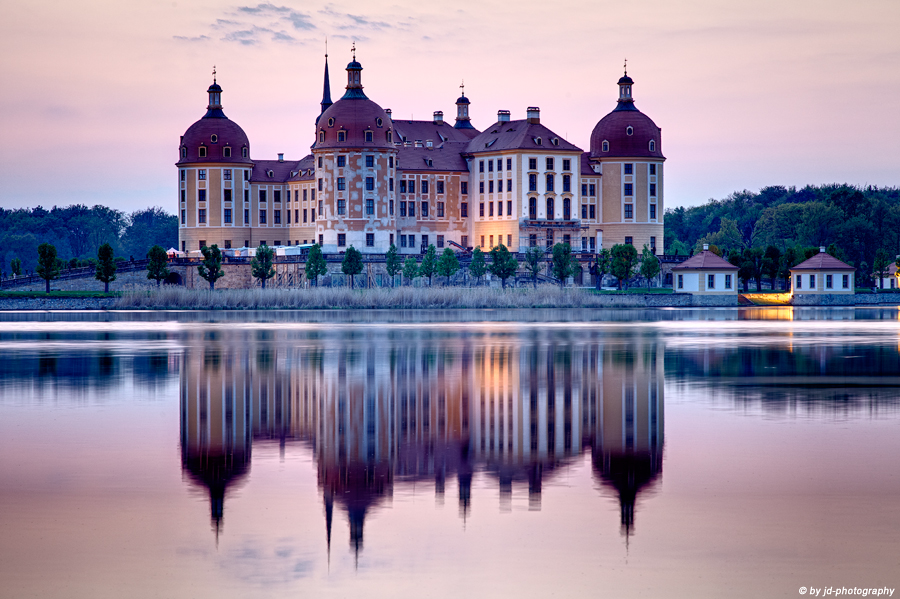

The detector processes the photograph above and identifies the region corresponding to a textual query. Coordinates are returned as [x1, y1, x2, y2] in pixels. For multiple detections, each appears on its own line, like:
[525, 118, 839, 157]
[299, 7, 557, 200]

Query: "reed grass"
[116, 285, 645, 310]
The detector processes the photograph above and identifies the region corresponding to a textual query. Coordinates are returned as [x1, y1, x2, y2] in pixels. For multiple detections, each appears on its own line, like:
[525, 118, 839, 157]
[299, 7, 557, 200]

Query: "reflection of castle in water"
[179, 333, 664, 550]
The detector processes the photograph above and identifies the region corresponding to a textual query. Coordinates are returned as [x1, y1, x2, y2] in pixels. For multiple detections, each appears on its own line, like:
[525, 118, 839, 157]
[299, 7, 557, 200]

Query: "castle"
[177, 50, 665, 257]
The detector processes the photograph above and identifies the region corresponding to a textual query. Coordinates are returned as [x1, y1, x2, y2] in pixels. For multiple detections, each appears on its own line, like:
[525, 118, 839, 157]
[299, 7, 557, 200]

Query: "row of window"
[318, 129, 391, 144]
[599, 140, 656, 152]
[795, 274, 850, 290]
[622, 183, 657, 197]
[479, 201, 514, 218]
[525, 173, 573, 193]
[526, 197, 573, 220]
[677, 274, 733, 290]
[181, 146, 250, 159]
[479, 235, 515, 249]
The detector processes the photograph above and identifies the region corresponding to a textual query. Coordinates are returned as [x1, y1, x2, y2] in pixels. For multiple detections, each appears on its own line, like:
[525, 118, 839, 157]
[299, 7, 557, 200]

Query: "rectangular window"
[650, 164, 657, 175]
[337, 199, 346, 215]
[529, 234, 537, 247]
[198, 189, 206, 203]
[400, 235, 407, 248]
[529, 174, 537, 192]
[389, 178, 394, 191]
[489, 180, 494, 193]
[507, 158, 512, 170]
[499, 201, 505, 216]
[725, 274, 732, 289]
[244, 209, 249, 224]
[488, 160, 493, 172]
[650, 183, 657, 196]
[546, 174, 554, 191]
[479, 160, 485, 173]
[223, 169, 232, 180]
[582, 184, 588, 196]
[497, 179, 503, 193]
[480, 203, 485, 217]
[337, 155, 346, 168]
[244, 169, 250, 181]
[479, 181, 485, 194]
[461, 202, 468, 217]
[224, 240, 231, 249]
[259, 189, 267, 202]
[181, 189, 186, 204]
[826, 274, 833, 289]
[366, 177, 374, 191]
[389, 156, 394, 168]
[421, 180, 428, 194]
[198, 169, 206, 180]
[180, 209, 185, 224]
[529, 158, 537, 170]
[389, 200, 394, 216]
[809, 274, 816, 289]
[437, 235, 444, 248]
[274, 190, 281, 202]
[224, 208, 232, 224]
[421, 202, 428, 218]
[546, 157, 554, 170]
[507, 200, 512, 215]
[437, 180, 444, 194]
[582, 205, 588, 219]
[461, 235, 468, 247]
[303, 209, 308, 223]
[337, 177, 346, 190]
[678, 274, 684, 289]
[529, 197, 537, 219]
[480, 235, 485, 248]
[497, 159, 502, 172]
[400, 201, 407, 217]
[366, 198, 374, 215]
[708, 274, 715, 289]
[582, 237, 588, 251]
[624, 163, 633, 175]
[318, 200, 322, 216]
[546, 229, 554, 247]
[563, 159, 571, 171]
[625, 236, 633, 245]
[244, 190, 249, 203]
[624, 183, 633, 196]
[338, 234, 346, 247]
[365, 155, 374, 168]
[409, 235, 415, 248]
[437, 202, 445, 218]
[489, 235, 494, 248]
[259, 210, 266, 224]
[365, 131, 372, 142]
[589, 184, 596, 196]
[489, 202, 494, 217]
[624, 204, 633, 219]
[842, 274, 849, 289]
[650, 204, 657, 219]
[274, 210, 281, 224]
[589, 205, 596, 219]
[590, 237, 596, 250]
[563, 174, 571, 192]
[461, 182, 468, 195]
[408, 202, 415, 217]
[198, 208, 206, 223]
[507, 234, 512, 247]
[180, 169, 186, 181]
[294, 209, 298, 222]
[400, 180, 408, 193]
[796, 274, 802, 289]
[317, 178, 323, 191]
[366, 233, 374, 247]
[303, 189, 308, 202]
[507, 178, 512, 192]
[650, 236, 657, 252]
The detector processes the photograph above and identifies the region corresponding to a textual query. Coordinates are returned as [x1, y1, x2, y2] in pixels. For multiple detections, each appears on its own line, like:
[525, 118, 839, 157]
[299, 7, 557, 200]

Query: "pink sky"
[1, 0, 898, 214]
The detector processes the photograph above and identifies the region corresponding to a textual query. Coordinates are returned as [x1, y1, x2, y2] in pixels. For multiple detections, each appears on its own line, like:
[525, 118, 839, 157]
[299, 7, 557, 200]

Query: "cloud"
[173, 34, 211, 42]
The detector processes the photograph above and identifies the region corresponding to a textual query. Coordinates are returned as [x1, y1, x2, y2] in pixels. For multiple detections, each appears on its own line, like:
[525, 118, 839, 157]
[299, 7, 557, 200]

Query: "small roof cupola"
[342, 43, 367, 100]
[454, 81, 474, 130]
[205, 67, 225, 118]
[615, 60, 637, 112]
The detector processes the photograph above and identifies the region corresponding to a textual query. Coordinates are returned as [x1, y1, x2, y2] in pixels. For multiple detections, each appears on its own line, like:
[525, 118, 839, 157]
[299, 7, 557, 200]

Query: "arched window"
[319, 131, 325, 143]
[223, 146, 231, 158]
[199, 146, 207, 158]
[546, 197, 555, 220]
[602, 140, 609, 152]
[626, 126, 633, 136]
[242, 146, 248, 158]
[365, 130, 373, 143]
[649, 140, 656, 152]
[387, 130, 393, 143]
[338, 131, 347, 142]
[563, 197, 571, 220]
[180, 147, 187, 158]
[529, 197, 537, 220]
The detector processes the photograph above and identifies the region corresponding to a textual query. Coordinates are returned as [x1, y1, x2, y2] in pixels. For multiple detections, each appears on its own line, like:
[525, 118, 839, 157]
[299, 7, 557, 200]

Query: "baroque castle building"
[177, 52, 665, 256]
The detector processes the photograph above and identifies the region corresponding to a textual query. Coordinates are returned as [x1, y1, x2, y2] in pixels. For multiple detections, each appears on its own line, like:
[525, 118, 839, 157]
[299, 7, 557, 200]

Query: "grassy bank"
[0, 290, 120, 299]
[117, 286, 669, 310]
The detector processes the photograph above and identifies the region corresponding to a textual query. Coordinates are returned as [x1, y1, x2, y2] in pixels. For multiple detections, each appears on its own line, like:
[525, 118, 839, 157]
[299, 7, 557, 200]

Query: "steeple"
[320, 51, 333, 114]
[342, 42, 368, 99]
[205, 66, 226, 118]
[615, 60, 637, 112]
[454, 80, 474, 130]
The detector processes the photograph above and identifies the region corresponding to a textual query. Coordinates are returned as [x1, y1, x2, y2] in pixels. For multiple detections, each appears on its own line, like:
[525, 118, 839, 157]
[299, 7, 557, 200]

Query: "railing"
[0, 259, 151, 289]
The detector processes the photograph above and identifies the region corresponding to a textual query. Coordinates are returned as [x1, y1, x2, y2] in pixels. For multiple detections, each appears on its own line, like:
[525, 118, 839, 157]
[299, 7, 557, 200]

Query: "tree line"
[0, 205, 177, 277]
[664, 184, 900, 286]
[27, 242, 172, 293]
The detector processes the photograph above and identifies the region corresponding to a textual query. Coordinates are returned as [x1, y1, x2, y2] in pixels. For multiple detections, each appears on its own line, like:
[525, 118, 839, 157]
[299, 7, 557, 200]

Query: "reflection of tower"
[180, 347, 251, 537]
[588, 343, 664, 538]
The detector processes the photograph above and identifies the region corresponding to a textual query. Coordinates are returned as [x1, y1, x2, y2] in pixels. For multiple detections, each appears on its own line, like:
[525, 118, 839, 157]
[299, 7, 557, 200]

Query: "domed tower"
[454, 85, 475, 130]
[589, 68, 665, 253]
[312, 47, 398, 254]
[177, 71, 253, 254]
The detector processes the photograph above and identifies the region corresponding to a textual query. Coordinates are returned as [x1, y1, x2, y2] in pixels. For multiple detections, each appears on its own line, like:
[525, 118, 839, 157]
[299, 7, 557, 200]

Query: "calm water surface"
[1, 307, 898, 599]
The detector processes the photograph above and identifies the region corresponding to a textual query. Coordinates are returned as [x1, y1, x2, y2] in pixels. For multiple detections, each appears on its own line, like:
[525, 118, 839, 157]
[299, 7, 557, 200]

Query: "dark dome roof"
[590, 108, 663, 160]
[456, 95, 470, 105]
[314, 97, 394, 151]
[617, 75, 634, 85]
[179, 115, 251, 165]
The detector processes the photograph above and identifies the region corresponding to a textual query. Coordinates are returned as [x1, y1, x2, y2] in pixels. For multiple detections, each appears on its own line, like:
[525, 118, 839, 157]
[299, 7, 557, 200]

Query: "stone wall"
[4, 269, 158, 293]
[792, 292, 900, 306]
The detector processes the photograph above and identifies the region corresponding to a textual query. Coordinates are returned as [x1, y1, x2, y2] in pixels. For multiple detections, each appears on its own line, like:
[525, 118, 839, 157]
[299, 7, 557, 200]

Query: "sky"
[0, 0, 898, 215]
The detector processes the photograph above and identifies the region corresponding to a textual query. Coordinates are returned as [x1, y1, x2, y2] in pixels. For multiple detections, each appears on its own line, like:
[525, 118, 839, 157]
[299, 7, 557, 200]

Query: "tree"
[341, 246, 363, 289]
[469, 247, 486, 286]
[761, 245, 781, 290]
[523, 246, 545, 289]
[550, 243, 576, 287]
[639, 244, 661, 287]
[305, 244, 328, 287]
[873, 248, 891, 290]
[36, 242, 60, 293]
[402, 256, 419, 285]
[94, 242, 117, 293]
[419, 244, 437, 286]
[10, 258, 22, 277]
[385, 243, 402, 287]
[609, 243, 638, 289]
[780, 246, 800, 289]
[742, 247, 764, 291]
[146, 245, 170, 287]
[592, 248, 611, 290]
[197, 244, 225, 290]
[436, 248, 460, 285]
[488, 244, 519, 288]
[251, 244, 276, 289]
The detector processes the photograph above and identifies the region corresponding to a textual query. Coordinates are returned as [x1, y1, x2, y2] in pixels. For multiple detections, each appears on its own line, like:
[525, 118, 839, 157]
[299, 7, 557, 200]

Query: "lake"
[1, 307, 898, 599]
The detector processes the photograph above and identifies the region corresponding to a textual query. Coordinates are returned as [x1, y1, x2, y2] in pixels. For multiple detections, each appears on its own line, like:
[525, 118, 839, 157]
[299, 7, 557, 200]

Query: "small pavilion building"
[790, 247, 855, 295]
[671, 244, 738, 296]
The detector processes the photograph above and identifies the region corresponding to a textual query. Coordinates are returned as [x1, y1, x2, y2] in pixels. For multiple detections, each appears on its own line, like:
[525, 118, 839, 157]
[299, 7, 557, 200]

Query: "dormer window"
[387, 130, 393, 143]
[533, 137, 542, 145]
[267, 170, 274, 178]
[242, 146, 248, 158]
[376, 117, 383, 127]
[338, 130, 347, 142]
[328, 118, 335, 127]
[180, 147, 187, 158]
[551, 137, 559, 146]
[210, 134, 218, 143]
[319, 131, 326, 143]
[649, 140, 656, 152]
[626, 126, 634, 136]
[223, 146, 231, 157]
[365, 130, 373, 143]
[199, 146, 207, 158]
[602, 140, 609, 152]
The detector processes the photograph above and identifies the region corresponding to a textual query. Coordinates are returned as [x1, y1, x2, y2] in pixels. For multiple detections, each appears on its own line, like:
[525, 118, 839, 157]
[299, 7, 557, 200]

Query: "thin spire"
[460, 79, 465, 97]
[351, 41, 356, 61]
[320, 46, 332, 115]
[212, 65, 217, 83]
[623, 58, 627, 77]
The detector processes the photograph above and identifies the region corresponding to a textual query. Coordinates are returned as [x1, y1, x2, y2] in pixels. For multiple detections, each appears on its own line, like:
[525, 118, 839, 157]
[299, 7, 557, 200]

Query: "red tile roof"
[791, 252, 855, 271]
[672, 250, 738, 271]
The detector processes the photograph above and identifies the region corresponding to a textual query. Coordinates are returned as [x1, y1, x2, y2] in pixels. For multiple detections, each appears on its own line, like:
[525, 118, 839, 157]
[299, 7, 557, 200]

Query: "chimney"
[526, 106, 540, 124]
[433, 111, 443, 125]
[498, 110, 510, 122]
[703, 244, 709, 251]
[820, 246, 826, 253]
[385, 108, 392, 117]
[278, 153, 284, 162]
